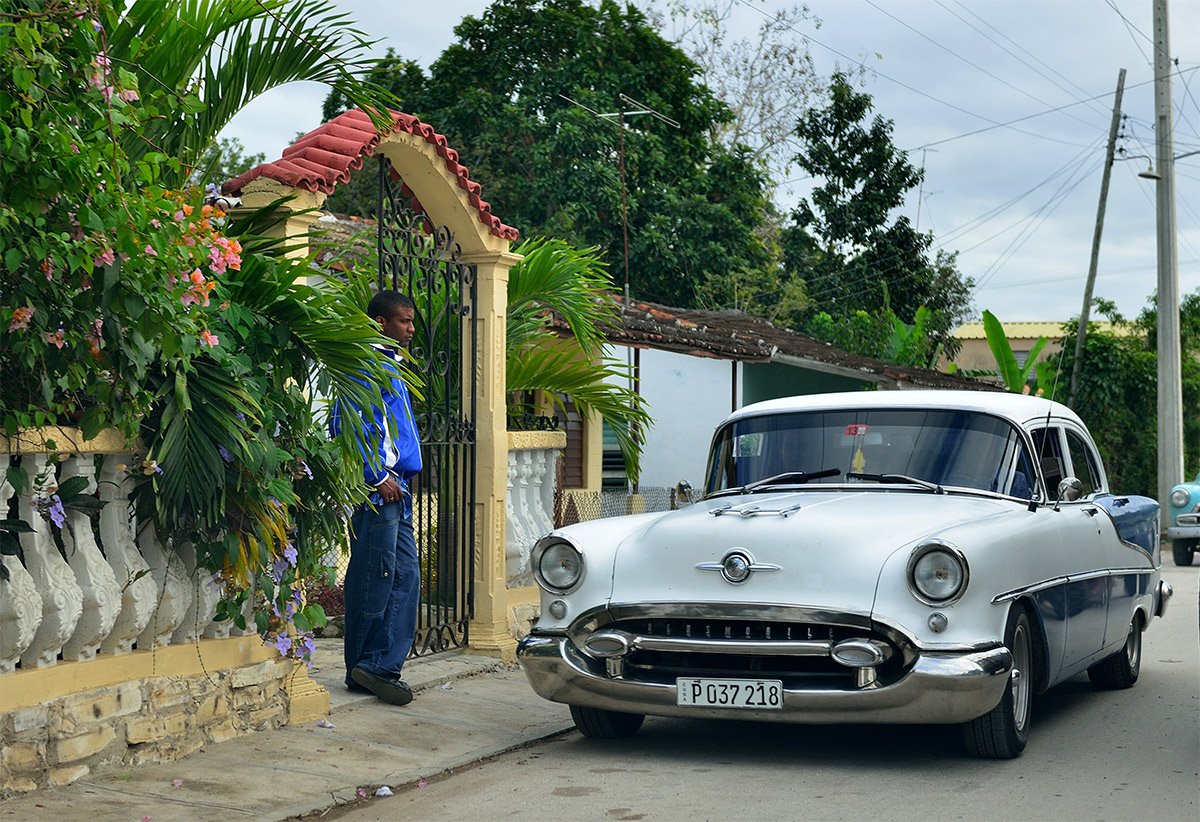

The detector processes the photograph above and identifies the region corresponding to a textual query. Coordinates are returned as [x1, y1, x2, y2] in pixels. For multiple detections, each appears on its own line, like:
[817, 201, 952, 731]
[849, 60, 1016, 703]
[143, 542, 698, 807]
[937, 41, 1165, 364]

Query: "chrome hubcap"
[1011, 623, 1031, 732]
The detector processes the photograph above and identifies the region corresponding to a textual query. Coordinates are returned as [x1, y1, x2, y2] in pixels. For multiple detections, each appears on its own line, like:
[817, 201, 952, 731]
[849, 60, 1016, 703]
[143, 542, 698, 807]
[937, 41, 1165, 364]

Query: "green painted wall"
[742, 362, 871, 405]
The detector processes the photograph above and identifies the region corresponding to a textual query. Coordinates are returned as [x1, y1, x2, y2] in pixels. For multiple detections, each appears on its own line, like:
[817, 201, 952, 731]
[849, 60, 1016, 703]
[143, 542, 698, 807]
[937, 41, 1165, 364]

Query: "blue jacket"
[330, 347, 422, 489]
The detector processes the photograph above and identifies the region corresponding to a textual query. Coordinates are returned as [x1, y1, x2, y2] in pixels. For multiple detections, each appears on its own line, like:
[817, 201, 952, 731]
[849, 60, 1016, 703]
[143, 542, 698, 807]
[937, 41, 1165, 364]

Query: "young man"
[332, 290, 422, 705]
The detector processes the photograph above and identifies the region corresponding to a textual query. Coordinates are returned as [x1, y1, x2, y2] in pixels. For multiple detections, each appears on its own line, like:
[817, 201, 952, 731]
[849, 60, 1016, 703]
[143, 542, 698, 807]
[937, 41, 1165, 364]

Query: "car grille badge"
[696, 549, 781, 585]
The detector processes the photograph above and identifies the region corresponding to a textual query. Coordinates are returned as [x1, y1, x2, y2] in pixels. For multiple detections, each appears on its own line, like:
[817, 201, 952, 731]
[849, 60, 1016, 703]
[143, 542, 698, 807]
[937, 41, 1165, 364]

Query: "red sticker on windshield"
[844, 424, 868, 436]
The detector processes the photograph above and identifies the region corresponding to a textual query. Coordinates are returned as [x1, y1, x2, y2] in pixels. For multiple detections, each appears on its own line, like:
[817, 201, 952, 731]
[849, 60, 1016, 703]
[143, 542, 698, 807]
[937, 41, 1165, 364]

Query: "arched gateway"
[225, 109, 523, 659]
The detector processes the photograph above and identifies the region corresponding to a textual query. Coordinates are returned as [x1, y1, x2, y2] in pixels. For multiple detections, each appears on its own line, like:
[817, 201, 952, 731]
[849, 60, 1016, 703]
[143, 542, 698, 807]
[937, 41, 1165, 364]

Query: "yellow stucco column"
[460, 249, 522, 661]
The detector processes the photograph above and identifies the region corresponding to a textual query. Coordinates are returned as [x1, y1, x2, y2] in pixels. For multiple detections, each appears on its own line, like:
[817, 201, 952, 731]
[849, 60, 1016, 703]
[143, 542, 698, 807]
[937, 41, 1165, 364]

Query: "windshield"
[705, 408, 1035, 498]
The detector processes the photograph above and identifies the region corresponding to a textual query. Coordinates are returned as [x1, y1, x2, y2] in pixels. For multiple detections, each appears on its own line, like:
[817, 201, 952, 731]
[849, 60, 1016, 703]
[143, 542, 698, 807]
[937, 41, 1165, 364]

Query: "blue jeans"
[343, 498, 419, 686]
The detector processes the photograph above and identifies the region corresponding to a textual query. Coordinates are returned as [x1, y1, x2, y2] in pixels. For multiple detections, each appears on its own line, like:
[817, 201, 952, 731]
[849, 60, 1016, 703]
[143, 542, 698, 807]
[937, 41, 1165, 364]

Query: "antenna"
[558, 92, 679, 495]
[558, 93, 679, 311]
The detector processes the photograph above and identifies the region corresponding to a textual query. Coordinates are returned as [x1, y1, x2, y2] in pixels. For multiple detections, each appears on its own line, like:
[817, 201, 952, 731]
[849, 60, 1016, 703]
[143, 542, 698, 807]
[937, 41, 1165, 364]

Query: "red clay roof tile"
[223, 108, 519, 241]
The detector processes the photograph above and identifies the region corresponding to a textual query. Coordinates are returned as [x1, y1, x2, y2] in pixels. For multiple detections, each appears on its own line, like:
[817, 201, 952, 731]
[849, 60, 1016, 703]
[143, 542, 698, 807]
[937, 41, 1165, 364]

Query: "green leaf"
[0, 519, 34, 534]
[6, 466, 29, 495]
[56, 475, 89, 499]
[78, 405, 107, 440]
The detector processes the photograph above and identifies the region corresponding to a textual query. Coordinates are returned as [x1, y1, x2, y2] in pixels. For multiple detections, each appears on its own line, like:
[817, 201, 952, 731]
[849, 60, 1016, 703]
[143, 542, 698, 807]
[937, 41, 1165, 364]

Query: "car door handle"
[1083, 507, 1098, 517]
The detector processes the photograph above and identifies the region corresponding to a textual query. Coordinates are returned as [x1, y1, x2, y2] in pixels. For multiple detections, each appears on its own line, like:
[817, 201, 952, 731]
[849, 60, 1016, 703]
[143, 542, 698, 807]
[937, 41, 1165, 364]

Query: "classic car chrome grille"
[590, 618, 905, 688]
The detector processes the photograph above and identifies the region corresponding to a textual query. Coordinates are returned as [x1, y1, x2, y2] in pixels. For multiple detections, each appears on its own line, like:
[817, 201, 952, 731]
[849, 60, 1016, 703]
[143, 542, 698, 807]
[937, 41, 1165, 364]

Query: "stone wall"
[1, 656, 296, 796]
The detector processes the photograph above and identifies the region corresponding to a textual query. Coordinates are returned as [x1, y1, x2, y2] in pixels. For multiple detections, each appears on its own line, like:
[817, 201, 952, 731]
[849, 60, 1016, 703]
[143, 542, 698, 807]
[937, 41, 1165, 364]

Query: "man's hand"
[376, 476, 404, 503]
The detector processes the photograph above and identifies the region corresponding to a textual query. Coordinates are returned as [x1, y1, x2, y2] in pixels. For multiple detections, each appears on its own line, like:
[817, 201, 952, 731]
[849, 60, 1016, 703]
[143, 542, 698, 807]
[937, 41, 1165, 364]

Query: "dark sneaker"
[345, 679, 372, 694]
[350, 666, 414, 706]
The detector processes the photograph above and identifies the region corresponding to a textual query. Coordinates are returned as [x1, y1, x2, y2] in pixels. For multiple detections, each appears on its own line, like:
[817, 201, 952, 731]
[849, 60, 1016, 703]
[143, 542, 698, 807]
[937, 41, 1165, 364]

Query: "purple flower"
[301, 635, 316, 657]
[297, 460, 313, 480]
[283, 543, 298, 567]
[48, 498, 65, 528]
[272, 634, 292, 656]
[270, 558, 288, 583]
[270, 497, 282, 509]
[218, 444, 233, 463]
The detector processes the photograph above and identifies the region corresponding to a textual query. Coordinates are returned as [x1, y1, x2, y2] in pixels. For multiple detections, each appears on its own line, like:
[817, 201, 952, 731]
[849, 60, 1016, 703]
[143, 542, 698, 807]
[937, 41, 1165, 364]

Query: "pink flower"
[144, 245, 157, 256]
[8, 306, 34, 331]
[198, 330, 219, 348]
[150, 218, 161, 228]
[70, 143, 80, 154]
[44, 328, 65, 349]
[40, 258, 54, 279]
[173, 210, 185, 222]
[94, 248, 115, 268]
[117, 89, 138, 103]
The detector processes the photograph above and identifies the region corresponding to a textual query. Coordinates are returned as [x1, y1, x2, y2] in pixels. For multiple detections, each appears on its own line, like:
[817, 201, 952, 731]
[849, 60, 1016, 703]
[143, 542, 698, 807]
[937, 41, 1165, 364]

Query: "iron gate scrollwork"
[377, 155, 477, 656]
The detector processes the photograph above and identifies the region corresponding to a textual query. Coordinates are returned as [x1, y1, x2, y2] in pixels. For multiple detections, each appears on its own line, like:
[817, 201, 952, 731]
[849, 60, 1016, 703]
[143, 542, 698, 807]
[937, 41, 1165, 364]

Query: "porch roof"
[600, 298, 997, 391]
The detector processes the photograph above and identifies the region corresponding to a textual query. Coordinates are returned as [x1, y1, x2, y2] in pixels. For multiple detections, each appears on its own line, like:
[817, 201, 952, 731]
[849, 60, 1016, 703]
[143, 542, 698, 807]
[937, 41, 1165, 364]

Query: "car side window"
[1064, 430, 1101, 497]
[1029, 427, 1065, 497]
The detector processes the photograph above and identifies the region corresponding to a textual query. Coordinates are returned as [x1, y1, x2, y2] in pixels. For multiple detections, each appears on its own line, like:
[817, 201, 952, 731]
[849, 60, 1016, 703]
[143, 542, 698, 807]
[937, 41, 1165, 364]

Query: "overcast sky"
[219, 0, 1200, 325]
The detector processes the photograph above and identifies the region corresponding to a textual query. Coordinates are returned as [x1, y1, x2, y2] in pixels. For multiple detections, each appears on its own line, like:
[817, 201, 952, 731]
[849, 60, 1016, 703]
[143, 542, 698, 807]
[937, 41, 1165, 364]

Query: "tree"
[187, 137, 265, 188]
[647, 0, 826, 185]
[783, 72, 973, 353]
[320, 0, 778, 309]
[1049, 292, 1200, 497]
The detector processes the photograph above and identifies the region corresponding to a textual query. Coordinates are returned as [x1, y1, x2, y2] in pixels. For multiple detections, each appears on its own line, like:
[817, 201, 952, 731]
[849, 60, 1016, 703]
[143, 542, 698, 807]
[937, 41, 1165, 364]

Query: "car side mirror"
[1056, 477, 1083, 505]
[673, 480, 693, 508]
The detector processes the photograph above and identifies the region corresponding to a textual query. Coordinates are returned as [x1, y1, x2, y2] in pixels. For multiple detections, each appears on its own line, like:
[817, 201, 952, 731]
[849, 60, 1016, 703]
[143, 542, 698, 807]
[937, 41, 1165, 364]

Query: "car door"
[1062, 424, 1147, 651]
[1029, 424, 1110, 671]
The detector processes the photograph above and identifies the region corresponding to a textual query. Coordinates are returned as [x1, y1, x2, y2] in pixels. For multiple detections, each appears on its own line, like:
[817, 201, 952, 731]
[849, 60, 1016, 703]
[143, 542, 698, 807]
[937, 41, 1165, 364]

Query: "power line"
[863, 0, 1103, 133]
[944, 0, 1113, 120]
[733, 0, 1101, 152]
[1103, 0, 1154, 66]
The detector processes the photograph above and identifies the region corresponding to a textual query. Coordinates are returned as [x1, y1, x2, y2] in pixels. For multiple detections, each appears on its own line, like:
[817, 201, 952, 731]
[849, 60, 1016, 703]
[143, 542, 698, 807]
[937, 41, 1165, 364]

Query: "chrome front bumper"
[1167, 524, 1200, 541]
[517, 633, 1013, 725]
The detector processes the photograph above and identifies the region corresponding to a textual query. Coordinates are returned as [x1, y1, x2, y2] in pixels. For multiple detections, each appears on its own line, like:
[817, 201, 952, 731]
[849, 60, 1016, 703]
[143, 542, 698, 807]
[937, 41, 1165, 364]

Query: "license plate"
[676, 678, 783, 709]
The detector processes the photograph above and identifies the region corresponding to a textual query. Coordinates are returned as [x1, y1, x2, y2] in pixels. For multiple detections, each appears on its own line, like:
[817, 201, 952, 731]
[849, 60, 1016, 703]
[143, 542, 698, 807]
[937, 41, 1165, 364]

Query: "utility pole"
[1151, 0, 1184, 511]
[1069, 69, 1125, 408]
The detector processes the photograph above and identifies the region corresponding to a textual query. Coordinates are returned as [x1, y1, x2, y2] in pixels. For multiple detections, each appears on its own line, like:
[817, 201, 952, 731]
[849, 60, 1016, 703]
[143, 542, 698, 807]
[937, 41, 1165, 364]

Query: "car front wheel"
[569, 705, 645, 739]
[962, 606, 1033, 759]
[1087, 616, 1142, 689]
[1172, 539, 1196, 567]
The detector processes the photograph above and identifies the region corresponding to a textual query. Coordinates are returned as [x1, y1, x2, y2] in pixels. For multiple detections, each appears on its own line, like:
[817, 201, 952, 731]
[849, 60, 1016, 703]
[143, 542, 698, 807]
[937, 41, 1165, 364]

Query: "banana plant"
[981, 310, 1050, 393]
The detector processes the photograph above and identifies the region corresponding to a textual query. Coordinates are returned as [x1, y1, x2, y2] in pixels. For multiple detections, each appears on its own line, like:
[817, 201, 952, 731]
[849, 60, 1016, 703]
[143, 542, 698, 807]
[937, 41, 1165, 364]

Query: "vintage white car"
[517, 390, 1173, 758]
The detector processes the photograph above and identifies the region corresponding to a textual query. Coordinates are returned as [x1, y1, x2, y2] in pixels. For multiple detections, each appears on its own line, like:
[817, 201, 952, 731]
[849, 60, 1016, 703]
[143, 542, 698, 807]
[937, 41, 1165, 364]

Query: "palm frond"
[507, 344, 650, 482]
[111, 0, 398, 178]
[507, 238, 618, 356]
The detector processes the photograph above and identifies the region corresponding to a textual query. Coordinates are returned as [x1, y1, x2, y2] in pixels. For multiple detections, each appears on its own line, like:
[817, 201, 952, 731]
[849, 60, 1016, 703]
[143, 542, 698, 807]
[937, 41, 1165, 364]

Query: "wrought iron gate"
[377, 155, 478, 656]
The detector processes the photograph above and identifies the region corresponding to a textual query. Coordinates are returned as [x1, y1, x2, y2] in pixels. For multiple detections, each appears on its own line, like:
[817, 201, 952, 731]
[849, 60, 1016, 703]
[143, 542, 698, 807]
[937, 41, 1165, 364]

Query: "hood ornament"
[696, 549, 781, 585]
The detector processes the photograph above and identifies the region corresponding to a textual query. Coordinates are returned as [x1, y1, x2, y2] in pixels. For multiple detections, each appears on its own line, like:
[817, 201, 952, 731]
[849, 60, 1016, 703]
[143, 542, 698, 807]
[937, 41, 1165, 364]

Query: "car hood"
[608, 490, 1010, 614]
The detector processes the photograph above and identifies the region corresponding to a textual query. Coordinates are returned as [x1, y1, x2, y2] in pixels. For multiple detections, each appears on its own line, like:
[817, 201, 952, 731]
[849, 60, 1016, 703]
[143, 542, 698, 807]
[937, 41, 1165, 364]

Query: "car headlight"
[908, 543, 968, 605]
[533, 537, 583, 593]
[1170, 488, 1191, 508]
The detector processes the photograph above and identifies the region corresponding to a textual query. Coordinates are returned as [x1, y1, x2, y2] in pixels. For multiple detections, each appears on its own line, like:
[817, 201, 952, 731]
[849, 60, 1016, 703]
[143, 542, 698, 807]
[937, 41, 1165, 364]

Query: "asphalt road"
[341, 564, 1199, 822]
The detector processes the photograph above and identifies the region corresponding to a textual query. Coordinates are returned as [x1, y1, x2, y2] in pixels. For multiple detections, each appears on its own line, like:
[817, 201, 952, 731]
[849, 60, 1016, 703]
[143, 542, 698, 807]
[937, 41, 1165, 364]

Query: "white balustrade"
[19, 454, 84, 669]
[135, 520, 193, 650]
[0, 455, 44, 673]
[171, 541, 223, 644]
[505, 441, 560, 588]
[59, 456, 123, 661]
[98, 453, 157, 654]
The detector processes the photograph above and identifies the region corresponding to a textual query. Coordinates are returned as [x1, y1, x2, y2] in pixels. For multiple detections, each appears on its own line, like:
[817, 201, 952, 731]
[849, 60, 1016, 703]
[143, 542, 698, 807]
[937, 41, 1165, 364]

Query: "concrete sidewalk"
[0, 639, 573, 822]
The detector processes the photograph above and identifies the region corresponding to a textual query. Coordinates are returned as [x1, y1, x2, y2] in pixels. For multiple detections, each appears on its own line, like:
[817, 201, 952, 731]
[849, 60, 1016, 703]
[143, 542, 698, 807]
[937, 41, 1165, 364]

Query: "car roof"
[727, 390, 1086, 430]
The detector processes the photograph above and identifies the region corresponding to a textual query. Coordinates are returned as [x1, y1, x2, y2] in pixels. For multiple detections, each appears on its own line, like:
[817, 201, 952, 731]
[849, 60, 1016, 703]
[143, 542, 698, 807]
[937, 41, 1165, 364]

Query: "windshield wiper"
[846, 472, 945, 494]
[743, 469, 841, 491]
